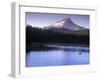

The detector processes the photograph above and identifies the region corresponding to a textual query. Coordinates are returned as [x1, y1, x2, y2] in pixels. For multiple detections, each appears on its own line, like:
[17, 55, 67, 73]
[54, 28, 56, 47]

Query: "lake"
[26, 44, 89, 67]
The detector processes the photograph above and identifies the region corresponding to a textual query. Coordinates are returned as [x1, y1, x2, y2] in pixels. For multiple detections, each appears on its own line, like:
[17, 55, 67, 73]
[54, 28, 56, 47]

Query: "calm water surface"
[26, 45, 89, 67]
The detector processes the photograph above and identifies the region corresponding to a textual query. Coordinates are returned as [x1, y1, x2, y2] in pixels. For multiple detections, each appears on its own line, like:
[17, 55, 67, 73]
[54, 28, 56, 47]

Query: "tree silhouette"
[26, 25, 89, 46]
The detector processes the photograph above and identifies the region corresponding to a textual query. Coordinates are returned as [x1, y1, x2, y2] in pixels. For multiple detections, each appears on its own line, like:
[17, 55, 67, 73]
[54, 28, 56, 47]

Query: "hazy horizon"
[26, 12, 90, 29]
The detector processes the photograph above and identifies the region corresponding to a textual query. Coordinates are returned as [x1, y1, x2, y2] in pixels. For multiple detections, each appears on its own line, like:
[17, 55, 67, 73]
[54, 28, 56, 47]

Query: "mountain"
[44, 18, 87, 31]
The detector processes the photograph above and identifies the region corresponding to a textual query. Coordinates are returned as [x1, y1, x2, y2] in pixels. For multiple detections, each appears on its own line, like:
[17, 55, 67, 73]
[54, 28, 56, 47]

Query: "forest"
[26, 25, 89, 46]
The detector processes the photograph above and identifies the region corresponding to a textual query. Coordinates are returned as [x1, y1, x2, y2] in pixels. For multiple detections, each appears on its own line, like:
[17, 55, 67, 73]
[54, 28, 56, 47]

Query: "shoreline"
[30, 43, 89, 47]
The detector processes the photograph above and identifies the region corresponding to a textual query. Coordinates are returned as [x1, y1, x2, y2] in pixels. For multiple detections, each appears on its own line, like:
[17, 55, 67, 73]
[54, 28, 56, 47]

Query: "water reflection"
[26, 45, 89, 67]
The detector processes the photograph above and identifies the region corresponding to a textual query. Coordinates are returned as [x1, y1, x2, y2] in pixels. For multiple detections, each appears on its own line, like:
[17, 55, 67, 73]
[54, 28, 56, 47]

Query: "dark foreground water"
[26, 45, 89, 67]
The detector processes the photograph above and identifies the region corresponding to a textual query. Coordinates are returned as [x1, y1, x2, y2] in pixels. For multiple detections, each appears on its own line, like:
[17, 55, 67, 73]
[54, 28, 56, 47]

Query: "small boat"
[79, 52, 81, 55]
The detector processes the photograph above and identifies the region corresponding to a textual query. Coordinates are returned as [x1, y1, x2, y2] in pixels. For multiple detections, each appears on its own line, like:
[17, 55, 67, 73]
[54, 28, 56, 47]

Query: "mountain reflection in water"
[26, 44, 89, 67]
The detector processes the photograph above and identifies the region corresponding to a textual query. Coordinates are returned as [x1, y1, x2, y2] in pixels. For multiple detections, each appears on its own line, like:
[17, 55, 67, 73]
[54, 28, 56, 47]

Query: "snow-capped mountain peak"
[47, 18, 86, 31]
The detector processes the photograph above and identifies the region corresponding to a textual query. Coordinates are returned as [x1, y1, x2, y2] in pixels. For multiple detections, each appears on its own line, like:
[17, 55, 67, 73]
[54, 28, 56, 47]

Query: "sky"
[26, 12, 90, 29]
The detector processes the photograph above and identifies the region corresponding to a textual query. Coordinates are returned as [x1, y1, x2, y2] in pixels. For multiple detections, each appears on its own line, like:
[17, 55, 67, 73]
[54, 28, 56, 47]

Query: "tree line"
[26, 25, 89, 46]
